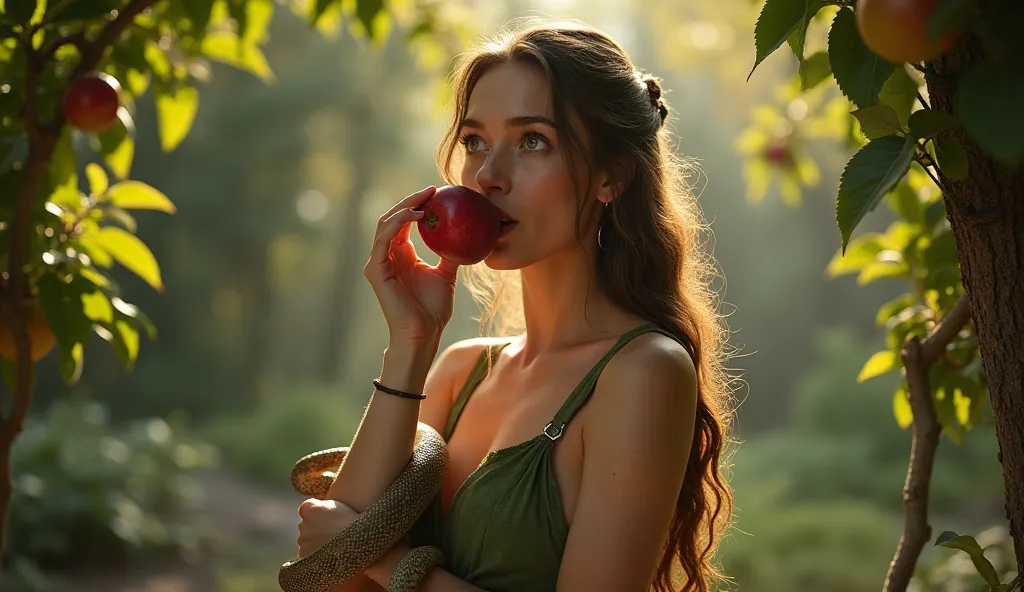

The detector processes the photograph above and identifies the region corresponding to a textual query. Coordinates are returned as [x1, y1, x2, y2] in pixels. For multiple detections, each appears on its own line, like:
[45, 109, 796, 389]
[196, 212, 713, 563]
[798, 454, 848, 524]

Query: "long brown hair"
[435, 19, 736, 592]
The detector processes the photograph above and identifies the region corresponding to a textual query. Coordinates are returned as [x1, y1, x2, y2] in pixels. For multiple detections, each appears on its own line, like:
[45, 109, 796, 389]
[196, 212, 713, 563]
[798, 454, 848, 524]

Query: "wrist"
[380, 341, 438, 394]
[366, 541, 411, 586]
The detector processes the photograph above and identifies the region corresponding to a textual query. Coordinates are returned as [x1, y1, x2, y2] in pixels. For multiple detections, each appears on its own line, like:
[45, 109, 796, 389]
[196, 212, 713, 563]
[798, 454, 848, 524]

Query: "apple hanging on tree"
[856, 0, 962, 63]
[61, 72, 122, 133]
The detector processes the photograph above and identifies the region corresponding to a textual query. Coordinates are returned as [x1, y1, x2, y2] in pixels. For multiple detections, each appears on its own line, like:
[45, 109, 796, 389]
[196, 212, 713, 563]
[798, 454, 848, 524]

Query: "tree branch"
[73, 0, 159, 78]
[884, 293, 973, 591]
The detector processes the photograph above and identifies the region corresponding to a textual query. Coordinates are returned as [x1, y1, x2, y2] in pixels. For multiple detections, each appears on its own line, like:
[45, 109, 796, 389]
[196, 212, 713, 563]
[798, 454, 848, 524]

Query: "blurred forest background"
[2, 0, 1012, 590]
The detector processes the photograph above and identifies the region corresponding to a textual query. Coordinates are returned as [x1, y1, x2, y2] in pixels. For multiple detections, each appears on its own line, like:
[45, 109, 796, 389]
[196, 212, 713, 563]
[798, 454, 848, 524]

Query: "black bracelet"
[373, 378, 427, 400]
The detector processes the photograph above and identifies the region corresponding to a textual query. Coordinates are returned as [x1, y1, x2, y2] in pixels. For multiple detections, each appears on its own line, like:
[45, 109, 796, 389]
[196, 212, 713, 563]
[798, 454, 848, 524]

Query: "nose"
[474, 151, 511, 199]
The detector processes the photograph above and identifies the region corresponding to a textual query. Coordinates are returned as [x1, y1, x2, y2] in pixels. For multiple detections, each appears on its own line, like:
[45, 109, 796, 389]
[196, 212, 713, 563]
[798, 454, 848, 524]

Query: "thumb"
[298, 497, 333, 518]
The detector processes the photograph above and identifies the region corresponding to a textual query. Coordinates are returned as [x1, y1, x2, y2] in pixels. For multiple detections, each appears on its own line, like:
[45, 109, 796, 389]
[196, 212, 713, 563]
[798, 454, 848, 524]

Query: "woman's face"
[458, 61, 599, 271]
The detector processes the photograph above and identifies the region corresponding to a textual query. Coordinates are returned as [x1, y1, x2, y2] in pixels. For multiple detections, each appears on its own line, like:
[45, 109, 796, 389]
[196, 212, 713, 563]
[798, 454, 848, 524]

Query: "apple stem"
[425, 211, 439, 230]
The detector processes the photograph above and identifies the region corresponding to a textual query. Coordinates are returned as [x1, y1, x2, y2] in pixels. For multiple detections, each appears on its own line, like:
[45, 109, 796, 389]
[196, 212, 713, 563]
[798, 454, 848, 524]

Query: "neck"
[516, 244, 639, 361]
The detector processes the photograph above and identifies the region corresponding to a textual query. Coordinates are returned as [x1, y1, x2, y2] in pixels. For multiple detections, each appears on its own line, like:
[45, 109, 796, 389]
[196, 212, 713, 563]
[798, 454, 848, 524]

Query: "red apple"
[416, 185, 503, 265]
[62, 73, 121, 133]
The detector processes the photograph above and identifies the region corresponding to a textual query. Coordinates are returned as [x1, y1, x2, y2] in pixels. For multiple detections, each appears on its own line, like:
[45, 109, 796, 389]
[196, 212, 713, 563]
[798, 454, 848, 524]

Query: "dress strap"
[443, 341, 510, 440]
[542, 323, 679, 441]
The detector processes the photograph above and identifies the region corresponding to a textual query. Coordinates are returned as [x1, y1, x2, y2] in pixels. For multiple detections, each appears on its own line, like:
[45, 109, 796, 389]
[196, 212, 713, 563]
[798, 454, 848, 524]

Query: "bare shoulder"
[587, 331, 698, 441]
[419, 335, 514, 434]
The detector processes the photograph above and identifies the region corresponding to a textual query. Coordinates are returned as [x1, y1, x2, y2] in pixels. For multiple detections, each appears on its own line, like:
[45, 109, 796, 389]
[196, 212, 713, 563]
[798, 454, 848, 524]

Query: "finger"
[377, 186, 436, 230]
[369, 209, 426, 269]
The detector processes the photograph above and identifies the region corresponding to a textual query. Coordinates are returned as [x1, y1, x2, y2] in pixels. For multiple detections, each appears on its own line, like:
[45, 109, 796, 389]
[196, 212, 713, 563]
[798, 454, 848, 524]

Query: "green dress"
[410, 323, 677, 592]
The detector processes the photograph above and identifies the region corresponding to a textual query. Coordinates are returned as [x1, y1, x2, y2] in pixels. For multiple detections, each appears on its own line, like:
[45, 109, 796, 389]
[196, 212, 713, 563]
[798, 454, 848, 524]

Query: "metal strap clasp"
[543, 421, 565, 441]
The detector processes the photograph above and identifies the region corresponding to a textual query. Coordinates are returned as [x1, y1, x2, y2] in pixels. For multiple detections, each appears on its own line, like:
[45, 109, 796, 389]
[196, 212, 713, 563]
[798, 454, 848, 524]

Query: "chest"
[441, 353, 601, 524]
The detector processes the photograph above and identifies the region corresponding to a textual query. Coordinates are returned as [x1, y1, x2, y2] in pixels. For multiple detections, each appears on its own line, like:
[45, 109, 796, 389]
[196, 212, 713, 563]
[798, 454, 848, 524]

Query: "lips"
[498, 210, 518, 237]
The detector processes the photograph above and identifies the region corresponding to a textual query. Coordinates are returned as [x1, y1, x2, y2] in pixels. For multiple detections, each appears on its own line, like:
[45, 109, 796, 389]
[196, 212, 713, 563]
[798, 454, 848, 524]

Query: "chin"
[482, 243, 528, 271]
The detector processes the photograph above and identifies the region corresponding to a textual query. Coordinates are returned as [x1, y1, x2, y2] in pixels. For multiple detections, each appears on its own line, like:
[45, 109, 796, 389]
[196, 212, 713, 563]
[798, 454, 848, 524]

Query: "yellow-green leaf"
[76, 234, 114, 267]
[85, 163, 108, 196]
[82, 290, 114, 323]
[201, 31, 275, 82]
[858, 350, 898, 383]
[93, 227, 164, 291]
[893, 388, 913, 428]
[105, 181, 176, 213]
[155, 86, 199, 152]
[80, 268, 112, 288]
[116, 320, 140, 365]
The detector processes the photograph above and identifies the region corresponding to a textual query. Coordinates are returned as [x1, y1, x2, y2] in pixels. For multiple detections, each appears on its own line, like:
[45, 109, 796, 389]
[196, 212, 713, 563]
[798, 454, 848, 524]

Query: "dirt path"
[4, 469, 307, 592]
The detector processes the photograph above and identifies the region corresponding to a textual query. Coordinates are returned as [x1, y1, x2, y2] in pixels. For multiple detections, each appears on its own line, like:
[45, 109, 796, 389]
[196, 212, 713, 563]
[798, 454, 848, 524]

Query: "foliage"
[6, 397, 217, 569]
[915, 526, 1020, 592]
[740, 0, 1013, 459]
[201, 385, 362, 489]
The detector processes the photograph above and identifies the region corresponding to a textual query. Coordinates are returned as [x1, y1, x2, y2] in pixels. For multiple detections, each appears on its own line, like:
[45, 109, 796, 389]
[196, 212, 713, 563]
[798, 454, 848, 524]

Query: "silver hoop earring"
[597, 220, 606, 250]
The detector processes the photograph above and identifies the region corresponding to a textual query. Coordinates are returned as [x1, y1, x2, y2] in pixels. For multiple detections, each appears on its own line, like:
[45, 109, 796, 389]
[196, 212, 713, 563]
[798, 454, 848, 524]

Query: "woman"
[296, 19, 734, 592]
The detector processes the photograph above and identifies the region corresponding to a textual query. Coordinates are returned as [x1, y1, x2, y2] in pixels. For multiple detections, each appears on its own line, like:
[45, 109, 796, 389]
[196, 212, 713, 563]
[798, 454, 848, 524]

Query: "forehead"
[466, 61, 553, 119]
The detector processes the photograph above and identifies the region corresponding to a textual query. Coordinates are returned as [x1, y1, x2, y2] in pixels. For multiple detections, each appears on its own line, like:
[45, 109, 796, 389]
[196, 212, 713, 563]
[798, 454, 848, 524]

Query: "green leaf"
[876, 293, 918, 326]
[826, 232, 884, 277]
[956, 60, 1024, 165]
[85, 163, 108, 197]
[59, 343, 84, 385]
[110, 296, 157, 339]
[179, 0, 215, 34]
[355, 0, 384, 40]
[852, 104, 903, 139]
[81, 290, 113, 323]
[878, 66, 920, 126]
[893, 387, 912, 428]
[36, 273, 93, 386]
[858, 350, 898, 383]
[909, 109, 957, 140]
[934, 532, 1002, 588]
[828, 8, 895, 108]
[837, 135, 916, 252]
[7, 0, 37, 24]
[93, 227, 164, 291]
[887, 179, 924, 224]
[201, 31, 275, 82]
[96, 111, 135, 180]
[927, 0, 977, 44]
[46, 0, 117, 23]
[935, 135, 969, 180]
[748, 0, 807, 80]
[155, 86, 199, 152]
[309, 0, 336, 26]
[104, 180, 176, 213]
[799, 51, 832, 91]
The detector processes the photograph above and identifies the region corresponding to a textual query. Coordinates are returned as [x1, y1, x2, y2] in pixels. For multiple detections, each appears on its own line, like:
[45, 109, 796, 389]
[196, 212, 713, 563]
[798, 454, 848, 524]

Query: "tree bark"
[926, 36, 1024, 572]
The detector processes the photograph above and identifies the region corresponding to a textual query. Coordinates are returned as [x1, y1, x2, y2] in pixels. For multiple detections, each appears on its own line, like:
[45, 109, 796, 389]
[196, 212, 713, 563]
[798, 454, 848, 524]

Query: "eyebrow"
[460, 115, 557, 130]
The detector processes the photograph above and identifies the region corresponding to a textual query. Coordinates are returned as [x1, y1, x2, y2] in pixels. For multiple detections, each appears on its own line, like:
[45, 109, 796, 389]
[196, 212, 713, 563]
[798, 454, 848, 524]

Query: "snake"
[278, 423, 449, 592]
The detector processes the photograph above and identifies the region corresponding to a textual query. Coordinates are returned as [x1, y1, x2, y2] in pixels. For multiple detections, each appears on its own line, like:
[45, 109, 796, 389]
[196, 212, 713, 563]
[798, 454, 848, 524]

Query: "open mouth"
[499, 213, 518, 236]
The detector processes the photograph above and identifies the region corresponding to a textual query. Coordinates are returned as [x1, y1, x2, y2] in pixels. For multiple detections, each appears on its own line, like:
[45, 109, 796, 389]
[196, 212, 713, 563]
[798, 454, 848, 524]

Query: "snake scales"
[278, 423, 449, 592]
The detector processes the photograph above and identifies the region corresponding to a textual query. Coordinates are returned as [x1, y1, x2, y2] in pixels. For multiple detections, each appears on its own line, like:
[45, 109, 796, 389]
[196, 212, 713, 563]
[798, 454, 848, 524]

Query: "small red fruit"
[62, 73, 121, 133]
[764, 143, 793, 166]
[416, 185, 503, 265]
[856, 0, 960, 64]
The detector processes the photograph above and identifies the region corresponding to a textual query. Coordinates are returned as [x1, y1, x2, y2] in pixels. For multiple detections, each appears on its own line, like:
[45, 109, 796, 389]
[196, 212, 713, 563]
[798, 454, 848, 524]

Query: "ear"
[596, 156, 636, 206]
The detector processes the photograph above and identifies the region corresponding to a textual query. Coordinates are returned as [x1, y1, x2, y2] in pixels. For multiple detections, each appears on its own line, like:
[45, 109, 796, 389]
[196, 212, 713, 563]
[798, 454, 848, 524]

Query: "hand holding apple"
[362, 186, 461, 343]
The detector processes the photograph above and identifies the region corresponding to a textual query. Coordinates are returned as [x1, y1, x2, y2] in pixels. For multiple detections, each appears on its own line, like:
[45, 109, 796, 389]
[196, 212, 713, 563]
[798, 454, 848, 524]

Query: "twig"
[921, 162, 947, 195]
[884, 293, 973, 591]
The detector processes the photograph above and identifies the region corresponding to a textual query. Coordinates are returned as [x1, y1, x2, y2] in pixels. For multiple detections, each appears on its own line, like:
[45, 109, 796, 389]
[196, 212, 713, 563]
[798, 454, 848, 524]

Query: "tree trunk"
[317, 104, 371, 383]
[927, 36, 1024, 571]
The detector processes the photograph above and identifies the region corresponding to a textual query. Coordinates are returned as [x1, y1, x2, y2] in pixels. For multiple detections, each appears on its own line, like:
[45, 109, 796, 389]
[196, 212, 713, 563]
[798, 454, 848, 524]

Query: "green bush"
[201, 385, 363, 490]
[6, 397, 218, 570]
[776, 326, 1002, 513]
[719, 482, 901, 592]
